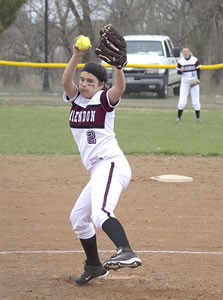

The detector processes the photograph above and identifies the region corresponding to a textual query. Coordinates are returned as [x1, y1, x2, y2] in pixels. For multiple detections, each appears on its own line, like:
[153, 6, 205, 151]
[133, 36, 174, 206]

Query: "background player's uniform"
[63, 89, 131, 238]
[176, 55, 201, 121]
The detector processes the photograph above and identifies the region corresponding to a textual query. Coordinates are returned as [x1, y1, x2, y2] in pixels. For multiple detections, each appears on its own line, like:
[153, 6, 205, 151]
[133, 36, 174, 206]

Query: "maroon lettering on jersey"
[69, 104, 106, 128]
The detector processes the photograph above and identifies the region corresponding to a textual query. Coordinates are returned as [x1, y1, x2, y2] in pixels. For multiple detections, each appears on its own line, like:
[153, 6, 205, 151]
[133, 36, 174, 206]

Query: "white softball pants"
[178, 81, 200, 111]
[70, 156, 131, 239]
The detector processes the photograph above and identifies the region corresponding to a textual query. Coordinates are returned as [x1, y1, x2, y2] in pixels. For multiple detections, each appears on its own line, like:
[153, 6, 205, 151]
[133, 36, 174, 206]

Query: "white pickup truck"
[107, 35, 181, 98]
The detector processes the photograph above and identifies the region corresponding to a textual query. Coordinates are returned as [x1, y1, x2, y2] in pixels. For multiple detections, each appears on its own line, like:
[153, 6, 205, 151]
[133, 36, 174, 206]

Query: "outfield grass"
[0, 106, 222, 156]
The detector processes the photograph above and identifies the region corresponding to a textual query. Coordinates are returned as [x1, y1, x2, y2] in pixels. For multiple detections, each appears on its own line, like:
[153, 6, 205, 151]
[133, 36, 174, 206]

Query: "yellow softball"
[75, 35, 91, 51]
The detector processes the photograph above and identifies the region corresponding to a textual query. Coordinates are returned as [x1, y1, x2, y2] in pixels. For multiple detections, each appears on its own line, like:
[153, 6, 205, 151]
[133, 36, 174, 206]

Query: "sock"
[177, 109, 183, 119]
[195, 110, 200, 119]
[102, 217, 131, 249]
[80, 234, 101, 266]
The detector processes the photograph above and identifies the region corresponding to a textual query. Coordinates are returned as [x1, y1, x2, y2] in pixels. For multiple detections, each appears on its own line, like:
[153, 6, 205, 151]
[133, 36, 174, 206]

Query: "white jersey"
[63, 89, 124, 170]
[177, 56, 200, 83]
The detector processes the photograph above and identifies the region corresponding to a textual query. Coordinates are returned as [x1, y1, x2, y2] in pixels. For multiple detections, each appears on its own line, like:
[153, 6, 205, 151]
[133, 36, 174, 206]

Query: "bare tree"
[0, 0, 222, 91]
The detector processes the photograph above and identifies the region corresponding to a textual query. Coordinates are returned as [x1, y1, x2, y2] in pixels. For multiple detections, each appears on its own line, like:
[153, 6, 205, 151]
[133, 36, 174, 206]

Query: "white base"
[151, 174, 193, 183]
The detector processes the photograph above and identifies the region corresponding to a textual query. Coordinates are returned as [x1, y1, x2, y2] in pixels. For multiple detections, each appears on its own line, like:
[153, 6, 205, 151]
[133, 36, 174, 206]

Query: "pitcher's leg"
[70, 183, 108, 285]
[91, 160, 142, 270]
[70, 182, 95, 239]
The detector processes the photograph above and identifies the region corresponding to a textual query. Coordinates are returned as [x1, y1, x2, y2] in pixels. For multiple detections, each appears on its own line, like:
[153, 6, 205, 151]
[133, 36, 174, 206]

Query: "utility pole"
[43, 0, 50, 91]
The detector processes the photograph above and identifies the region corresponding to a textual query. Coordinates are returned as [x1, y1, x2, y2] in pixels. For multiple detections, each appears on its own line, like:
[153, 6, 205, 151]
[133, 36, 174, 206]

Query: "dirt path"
[0, 155, 223, 299]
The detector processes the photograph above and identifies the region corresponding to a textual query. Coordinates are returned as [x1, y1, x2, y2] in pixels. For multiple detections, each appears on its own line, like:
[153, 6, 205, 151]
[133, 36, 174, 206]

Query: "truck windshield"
[126, 41, 164, 56]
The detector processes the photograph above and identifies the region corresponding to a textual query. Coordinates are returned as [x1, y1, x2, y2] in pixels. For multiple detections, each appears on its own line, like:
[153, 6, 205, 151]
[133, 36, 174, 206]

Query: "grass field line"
[1, 249, 223, 255]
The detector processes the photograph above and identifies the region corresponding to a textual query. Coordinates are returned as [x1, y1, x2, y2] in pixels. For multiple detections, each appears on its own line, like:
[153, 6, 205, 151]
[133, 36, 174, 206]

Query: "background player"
[176, 47, 201, 123]
[62, 26, 142, 285]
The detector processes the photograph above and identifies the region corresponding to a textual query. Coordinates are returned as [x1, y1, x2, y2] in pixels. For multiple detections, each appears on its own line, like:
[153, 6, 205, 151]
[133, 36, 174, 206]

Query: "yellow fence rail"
[0, 60, 223, 70]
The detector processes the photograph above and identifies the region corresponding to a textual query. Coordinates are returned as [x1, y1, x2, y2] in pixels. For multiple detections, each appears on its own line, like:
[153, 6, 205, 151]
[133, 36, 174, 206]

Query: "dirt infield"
[0, 155, 223, 300]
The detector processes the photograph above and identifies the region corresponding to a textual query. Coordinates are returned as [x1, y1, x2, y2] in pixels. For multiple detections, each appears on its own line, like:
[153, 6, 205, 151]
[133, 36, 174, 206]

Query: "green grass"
[0, 106, 75, 155]
[0, 106, 223, 156]
[115, 109, 223, 156]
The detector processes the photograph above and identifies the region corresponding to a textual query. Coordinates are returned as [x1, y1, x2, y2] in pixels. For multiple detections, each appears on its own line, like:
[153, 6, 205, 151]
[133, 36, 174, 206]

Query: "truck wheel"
[173, 86, 180, 96]
[157, 76, 168, 99]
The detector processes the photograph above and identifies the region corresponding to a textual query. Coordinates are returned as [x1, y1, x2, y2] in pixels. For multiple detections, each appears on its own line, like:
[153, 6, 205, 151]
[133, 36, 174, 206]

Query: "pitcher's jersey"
[63, 89, 124, 170]
[177, 56, 200, 82]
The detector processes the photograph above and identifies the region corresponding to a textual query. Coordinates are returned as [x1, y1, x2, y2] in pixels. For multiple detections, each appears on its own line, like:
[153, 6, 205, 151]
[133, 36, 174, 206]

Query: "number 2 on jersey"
[86, 130, 96, 144]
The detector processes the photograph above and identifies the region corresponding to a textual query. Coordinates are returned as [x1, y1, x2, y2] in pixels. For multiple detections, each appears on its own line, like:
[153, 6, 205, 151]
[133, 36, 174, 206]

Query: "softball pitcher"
[62, 25, 141, 286]
[176, 47, 201, 123]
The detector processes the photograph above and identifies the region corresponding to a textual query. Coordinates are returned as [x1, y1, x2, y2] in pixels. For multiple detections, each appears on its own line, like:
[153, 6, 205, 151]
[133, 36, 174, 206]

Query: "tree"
[0, 0, 27, 33]
[66, 0, 98, 61]
[0, 0, 222, 92]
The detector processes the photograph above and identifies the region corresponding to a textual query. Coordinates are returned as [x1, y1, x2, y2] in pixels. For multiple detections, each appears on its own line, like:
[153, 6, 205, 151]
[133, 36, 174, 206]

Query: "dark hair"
[82, 62, 108, 83]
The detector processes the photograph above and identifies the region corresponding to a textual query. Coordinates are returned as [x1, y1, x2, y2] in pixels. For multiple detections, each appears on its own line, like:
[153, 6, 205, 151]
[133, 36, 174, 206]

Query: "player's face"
[79, 71, 104, 99]
[182, 48, 191, 59]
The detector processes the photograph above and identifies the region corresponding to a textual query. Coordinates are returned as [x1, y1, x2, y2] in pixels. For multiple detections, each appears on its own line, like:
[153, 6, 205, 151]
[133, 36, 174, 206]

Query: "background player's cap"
[82, 62, 108, 83]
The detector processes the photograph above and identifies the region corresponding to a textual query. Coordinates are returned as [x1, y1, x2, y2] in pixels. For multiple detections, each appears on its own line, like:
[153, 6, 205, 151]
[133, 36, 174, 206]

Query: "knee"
[70, 208, 94, 238]
[91, 211, 112, 230]
[69, 208, 79, 232]
[70, 208, 87, 233]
